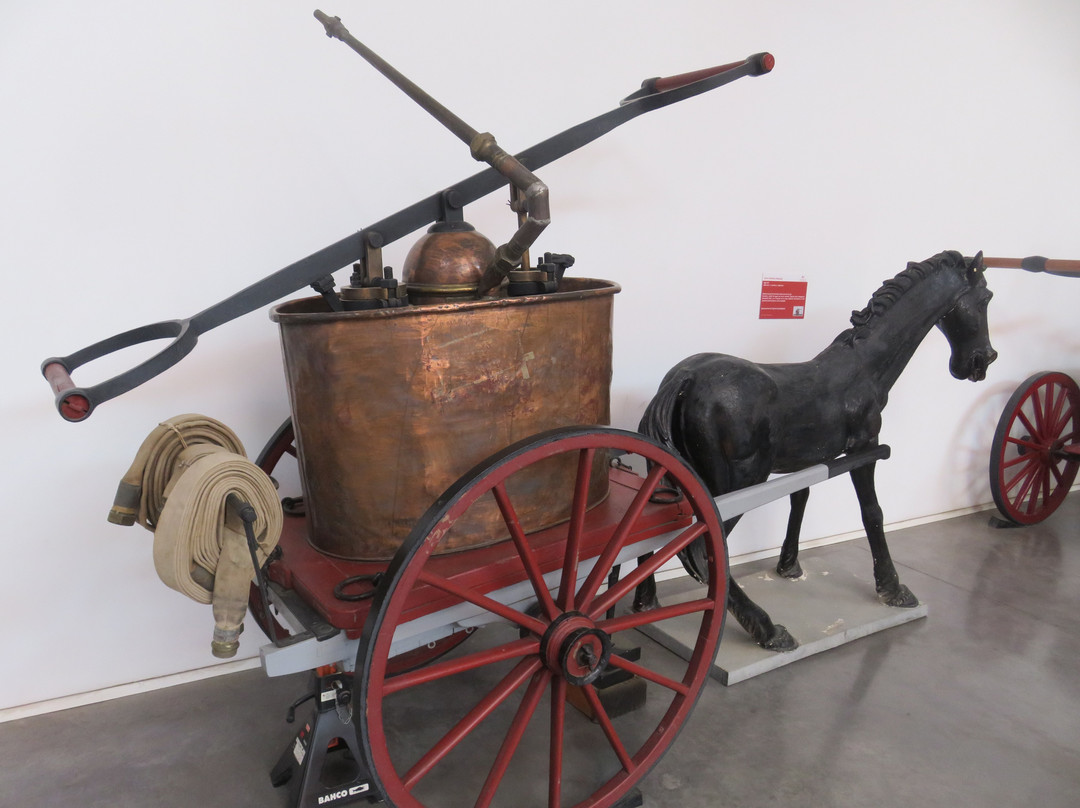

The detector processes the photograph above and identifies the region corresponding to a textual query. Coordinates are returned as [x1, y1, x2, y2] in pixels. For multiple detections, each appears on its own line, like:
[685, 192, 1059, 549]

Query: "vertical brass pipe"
[314, 10, 549, 295]
[314, 10, 478, 146]
[511, 184, 531, 274]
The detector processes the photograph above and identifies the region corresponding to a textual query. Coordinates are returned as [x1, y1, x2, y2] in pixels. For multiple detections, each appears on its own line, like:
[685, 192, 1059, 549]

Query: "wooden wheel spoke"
[1004, 435, 1043, 455]
[575, 463, 667, 613]
[493, 482, 560, 622]
[1049, 459, 1068, 487]
[1004, 457, 1040, 497]
[1012, 466, 1041, 510]
[1022, 473, 1040, 513]
[557, 447, 596, 611]
[1024, 472, 1045, 511]
[1001, 453, 1037, 472]
[1031, 390, 1046, 436]
[403, 657, 543, 789]
[598, 597, 715, 634]
[1035, 386, 1055, 437]
[474, 669, 552, 808]
[385, 636, 540, 696]
[606, 653, 690, 696]
[582, 685, 634, 773]
[549, 676, 566, 808]
[1017, 409, 1040, 442]
[418, 569, 548, 636]
[1046, 386, 1068, 437]
[588, 522, 708, 619]
[1037, 466, 1052, 508]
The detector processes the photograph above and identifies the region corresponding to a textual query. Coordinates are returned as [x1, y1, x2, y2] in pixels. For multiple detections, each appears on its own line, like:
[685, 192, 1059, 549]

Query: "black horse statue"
[636, 250, 996, 651]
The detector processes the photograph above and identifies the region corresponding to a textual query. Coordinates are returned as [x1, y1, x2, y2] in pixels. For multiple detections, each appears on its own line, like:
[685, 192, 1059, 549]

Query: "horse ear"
[967, 250, 985, 274]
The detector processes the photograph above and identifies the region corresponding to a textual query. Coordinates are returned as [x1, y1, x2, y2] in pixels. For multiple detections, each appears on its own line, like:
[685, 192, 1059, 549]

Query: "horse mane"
[832, 250, 969, 347]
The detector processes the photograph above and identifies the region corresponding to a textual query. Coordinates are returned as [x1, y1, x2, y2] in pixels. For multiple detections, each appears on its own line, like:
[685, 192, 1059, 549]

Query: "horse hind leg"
[776, 487, 810, 578]
[630, 512, 725, 612]
[630, 502, 738, 612]
[677, 512, 745, 584]
[850, 462, 919, 607]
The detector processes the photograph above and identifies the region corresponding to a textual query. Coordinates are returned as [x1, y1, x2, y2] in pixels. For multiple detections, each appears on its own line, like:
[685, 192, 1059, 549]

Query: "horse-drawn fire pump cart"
[38, 10, 1068, 808]
[40, 12, 776, 807]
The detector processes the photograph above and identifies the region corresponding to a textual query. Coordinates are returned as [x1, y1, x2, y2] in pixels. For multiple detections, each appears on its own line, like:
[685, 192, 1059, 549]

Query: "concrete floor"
[3, 495, 1079, 808]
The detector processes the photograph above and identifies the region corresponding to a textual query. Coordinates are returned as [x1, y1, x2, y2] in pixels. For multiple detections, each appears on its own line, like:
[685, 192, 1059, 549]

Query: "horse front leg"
[709, 516, 797, 651]
[634, 521, 799, 651]
[776, 487, 810, 578]
[849, 462, 919, 607]
[727, 571, 799, 651]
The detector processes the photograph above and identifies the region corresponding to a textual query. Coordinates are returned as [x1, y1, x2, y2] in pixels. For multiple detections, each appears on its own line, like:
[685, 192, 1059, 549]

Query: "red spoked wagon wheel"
[990, 372, 1080, 525]
[356, 427, 728, 808]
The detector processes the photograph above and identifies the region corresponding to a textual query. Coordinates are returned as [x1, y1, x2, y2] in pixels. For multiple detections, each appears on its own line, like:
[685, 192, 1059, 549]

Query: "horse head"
[938, 251, 997, 381]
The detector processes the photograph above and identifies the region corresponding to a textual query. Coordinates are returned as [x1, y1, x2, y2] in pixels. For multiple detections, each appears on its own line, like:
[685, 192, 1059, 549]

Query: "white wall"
[2, 0, 1078, 711]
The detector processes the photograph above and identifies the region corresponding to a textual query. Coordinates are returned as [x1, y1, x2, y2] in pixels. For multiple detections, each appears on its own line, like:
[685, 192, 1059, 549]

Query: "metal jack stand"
[271, 671, 379, 808]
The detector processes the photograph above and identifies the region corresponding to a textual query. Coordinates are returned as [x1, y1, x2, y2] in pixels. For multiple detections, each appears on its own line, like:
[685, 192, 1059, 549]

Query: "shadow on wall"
[947, 379, 1026, 509]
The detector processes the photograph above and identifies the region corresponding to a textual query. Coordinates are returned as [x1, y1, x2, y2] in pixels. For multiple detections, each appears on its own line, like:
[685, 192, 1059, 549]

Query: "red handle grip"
[42, 362, 91, 422]
[643, 52, 774, 96]
[1039, 259, 1080, 274]
[650, 54, 774, 93]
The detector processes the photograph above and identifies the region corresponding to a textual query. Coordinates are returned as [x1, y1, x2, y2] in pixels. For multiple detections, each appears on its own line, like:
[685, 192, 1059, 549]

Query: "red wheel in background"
[255, 418, 304, 515]
[357, 427, 728, 808]
[256, 418, 298, 477]
[990, 372, 1080, 525]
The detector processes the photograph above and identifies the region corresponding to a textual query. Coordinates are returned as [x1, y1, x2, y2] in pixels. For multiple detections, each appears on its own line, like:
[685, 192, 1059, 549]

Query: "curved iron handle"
[42, 320, 197, 422]
[42, 37, 775, 421]
[42, 232, 364, 422]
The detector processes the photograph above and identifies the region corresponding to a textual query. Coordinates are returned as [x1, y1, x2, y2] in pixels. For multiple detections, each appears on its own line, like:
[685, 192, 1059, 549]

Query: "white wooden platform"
[636, 545, 928, 685]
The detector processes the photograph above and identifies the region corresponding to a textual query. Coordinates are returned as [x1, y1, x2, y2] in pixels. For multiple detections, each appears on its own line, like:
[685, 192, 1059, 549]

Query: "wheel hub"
[540, 611, 613, 686]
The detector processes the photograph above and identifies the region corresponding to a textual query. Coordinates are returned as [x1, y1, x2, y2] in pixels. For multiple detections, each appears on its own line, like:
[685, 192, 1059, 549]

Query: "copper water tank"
[271, 278, 618, 560]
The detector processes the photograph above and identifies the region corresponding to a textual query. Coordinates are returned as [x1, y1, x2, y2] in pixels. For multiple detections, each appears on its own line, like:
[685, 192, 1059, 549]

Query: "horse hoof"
[880, 584, 919, 608]
[760, 624, 799, 653]
[776, 559, 803, 579]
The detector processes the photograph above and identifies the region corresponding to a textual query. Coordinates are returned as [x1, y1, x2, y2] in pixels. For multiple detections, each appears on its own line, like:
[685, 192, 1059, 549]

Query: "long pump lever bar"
[981, 256, 1080, 277]
[41, 31, 774, 422]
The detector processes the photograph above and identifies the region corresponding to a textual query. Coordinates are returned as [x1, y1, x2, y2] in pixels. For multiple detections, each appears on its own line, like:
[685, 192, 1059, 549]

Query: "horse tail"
[637, 367, 711, 589]
[638, 369, 694, 459]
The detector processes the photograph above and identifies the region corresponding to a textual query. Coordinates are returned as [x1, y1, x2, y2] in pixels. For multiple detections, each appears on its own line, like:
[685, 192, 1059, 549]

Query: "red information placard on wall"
[759, 276, 807, 319]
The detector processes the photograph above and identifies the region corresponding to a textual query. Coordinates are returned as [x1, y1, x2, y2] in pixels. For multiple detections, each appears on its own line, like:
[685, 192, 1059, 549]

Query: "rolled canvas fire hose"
[110, 415, 282, 658]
